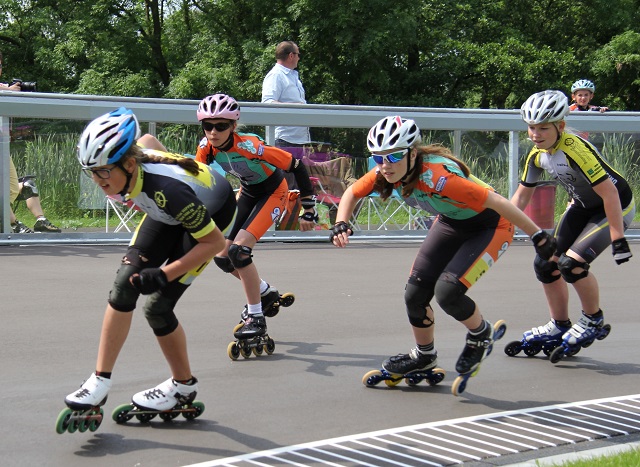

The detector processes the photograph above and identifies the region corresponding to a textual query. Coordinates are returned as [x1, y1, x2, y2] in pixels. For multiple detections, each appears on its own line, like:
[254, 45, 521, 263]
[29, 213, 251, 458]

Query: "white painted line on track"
[184, 394, 640, 467]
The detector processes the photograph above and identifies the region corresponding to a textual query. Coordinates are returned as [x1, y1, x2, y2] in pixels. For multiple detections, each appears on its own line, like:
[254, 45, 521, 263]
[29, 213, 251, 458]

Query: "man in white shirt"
[261, 41, 311, 147]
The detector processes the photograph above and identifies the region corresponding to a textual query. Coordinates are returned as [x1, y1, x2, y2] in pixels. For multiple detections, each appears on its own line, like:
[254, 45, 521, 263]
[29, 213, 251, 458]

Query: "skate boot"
[131, 377, 198, 411]
[260, 283, 281, 317]
[452, 320, 507, 396]
[363, 349, 445, 388]
[57, 373, 111, 434]
[11, 220, 35, 233]
[234, 314, 267, 339]
[111, 377, 205, 424]
[549, 312, 611, 364]
[64, 373, 112, 410]
[505, 319, 571, 357]
[34, 217, 61, 233]
[382, 348, 438, 375]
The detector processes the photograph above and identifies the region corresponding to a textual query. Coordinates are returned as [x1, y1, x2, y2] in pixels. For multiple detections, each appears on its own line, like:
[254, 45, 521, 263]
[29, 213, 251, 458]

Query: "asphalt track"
[2, 239, 639, 466]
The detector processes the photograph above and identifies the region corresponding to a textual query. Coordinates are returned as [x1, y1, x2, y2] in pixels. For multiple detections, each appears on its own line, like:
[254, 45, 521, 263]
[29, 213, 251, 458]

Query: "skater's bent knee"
[109, 264, 141, 312]
[143, 293, 179, 336]
[533, 255, 561, 284]
[404, 282, 435, 328]
[558, 254, 590, 283]
[434, 279, 475, 321]
[213, 256, 235, 273]
[228, 244, 253, 269]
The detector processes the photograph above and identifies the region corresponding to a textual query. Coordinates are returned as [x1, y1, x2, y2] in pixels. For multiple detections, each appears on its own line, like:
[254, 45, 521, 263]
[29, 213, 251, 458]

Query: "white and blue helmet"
[520, 91, 570, 125]
[367, 116, 421, 152]
[77, 107, 141, 168]
[571, 79, 595, 93]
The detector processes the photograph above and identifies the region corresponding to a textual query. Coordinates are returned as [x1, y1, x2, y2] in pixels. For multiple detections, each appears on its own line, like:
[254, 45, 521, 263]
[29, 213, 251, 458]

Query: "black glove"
[329, 221, 353, 243]
[130, 268, 168, 295]
[531, 230, 557, 260]
[612, 238, 632, 265]
[299, 208, 319, 223]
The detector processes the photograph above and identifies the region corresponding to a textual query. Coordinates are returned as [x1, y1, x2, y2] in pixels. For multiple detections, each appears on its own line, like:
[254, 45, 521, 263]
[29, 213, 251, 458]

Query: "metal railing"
[1, 91, 639, 244]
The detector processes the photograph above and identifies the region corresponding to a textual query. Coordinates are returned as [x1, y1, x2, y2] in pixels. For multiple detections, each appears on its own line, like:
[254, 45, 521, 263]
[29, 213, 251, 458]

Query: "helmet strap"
[216, 132, 234, 151]
[400, 149, 415, 183]
[115, 161, 133, 198]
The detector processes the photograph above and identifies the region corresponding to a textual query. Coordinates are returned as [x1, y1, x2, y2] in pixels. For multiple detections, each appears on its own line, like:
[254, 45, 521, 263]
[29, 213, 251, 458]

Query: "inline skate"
[363, 349, 445, 388]
[56, 373, 111, 434]
[112, 377, 204, 424]
[549, 313, 611, 364]
[504, 319, 571, 358]
[452, 320, 507, 396]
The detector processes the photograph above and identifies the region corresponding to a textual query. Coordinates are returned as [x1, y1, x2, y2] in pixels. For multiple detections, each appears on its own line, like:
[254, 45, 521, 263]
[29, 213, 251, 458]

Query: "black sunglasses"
[202, 121, 233, 132]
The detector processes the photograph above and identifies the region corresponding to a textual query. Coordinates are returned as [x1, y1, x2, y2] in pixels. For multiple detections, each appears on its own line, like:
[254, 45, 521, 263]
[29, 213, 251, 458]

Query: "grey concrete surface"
[1, 240, 639, 466]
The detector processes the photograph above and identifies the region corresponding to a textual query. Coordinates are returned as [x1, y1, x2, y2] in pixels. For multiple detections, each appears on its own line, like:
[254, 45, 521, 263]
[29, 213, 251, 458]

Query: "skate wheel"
[183, 401, 205, 420]
[384, 375, 402, 387]
[542, 346, 555, 357]
[78, 417, 90, 433]
[227, 341, 240, 361]
[136, 412, 156, 423]
[362, 370, 383, 387]
[239, 342, 252, 359]
[265, 338, 276, 355]
[405, 375, 422, 386]
[232, 322, 244, 333]
[89, 409, 104, 432]
[582, 340, 593, 348]
[549, 346, 565, 364]
[451, 375, 468, 396]
[504, 340, 523, 357]
[55, 408, 73, 434]
[252, 344, 264, 356]
[493, 320, 507, 340]
[427, 369, 446, 386]
[280, 293, 295, 307]
[524, 345, 542, 357]
[597, 324, 612, 340]
[159, 411, 179, 422]
[112, 404, 135, 424]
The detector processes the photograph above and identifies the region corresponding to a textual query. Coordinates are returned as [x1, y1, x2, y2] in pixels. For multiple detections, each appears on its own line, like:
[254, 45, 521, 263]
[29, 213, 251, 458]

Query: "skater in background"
[194, 93, 317, 340]
[512, 90, 634, 353]
[64, 108, 237, 414]
[330, 116, 555, 380]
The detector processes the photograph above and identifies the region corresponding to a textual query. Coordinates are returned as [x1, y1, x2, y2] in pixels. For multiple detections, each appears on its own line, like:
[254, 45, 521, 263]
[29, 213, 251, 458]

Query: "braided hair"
[125, 144, 202, 176]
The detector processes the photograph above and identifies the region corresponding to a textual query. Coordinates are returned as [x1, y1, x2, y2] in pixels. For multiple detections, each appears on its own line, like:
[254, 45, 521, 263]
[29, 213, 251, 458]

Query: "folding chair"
[106, 196, 141, 233]
[364, 159, 431, 230]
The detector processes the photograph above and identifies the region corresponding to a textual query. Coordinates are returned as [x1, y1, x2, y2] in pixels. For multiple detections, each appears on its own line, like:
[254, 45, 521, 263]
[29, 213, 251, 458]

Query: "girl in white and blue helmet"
[512, 91, 633, 363]
[330, 116, 555, 394]
[569, 79, 608, 112]
[64, 107, 237, 421]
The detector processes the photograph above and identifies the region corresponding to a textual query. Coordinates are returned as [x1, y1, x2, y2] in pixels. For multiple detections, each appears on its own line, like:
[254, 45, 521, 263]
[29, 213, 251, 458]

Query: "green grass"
[544, 446, 640, 466]
[8, 131, 640, 230]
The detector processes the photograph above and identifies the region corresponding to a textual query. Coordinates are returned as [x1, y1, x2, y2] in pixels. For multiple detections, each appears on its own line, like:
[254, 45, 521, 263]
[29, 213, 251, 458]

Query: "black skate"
[452, 320, 507, 396]
[236, 288, 295, 325]
[228, 314, 276, 360]
[111, 402, 205, 424]
[549, 314, 611, 364]
[363, 349, 445, 388]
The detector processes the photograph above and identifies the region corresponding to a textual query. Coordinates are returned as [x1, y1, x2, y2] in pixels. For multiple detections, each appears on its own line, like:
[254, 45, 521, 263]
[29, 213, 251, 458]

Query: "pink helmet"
[197, 94, 240, 121]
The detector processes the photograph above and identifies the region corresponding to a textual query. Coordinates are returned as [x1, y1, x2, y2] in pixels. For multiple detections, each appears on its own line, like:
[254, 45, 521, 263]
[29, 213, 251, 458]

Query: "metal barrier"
[1, 91, 639, 244]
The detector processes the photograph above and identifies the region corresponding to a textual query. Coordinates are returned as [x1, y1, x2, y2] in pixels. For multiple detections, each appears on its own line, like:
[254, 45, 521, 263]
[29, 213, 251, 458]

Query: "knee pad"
[533, 254, 561, 284]
[143, 293, 179, 336]
[404, 282, 435, 328]
[434, 279, 475, 322]
[558, 253, 590, 283]
[213, 256, 235, 273]
[108, 264, 141, 312]
[16, 177, 39, 202]
[228, 244, 253, 269]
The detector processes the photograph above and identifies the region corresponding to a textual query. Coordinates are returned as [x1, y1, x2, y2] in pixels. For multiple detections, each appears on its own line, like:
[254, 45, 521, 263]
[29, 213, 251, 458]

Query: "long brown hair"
[124, 144, 202, 176]
[372, 143, 470, 200]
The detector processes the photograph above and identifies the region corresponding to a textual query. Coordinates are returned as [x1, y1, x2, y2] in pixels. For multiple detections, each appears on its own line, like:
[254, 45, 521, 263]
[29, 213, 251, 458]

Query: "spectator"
[569, 79, 609, 112]
[2, 51, 60, 233]
[9, 157, 61, 233]
[261, 41, 311, 147]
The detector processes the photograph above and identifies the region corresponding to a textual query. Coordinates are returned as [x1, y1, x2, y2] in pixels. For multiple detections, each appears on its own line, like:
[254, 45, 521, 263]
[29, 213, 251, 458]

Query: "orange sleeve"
[425, 164, 490, 212]
[350, 168, 378, 198]
[194, 141, 210, 164]
[257, 144, 295, 171]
